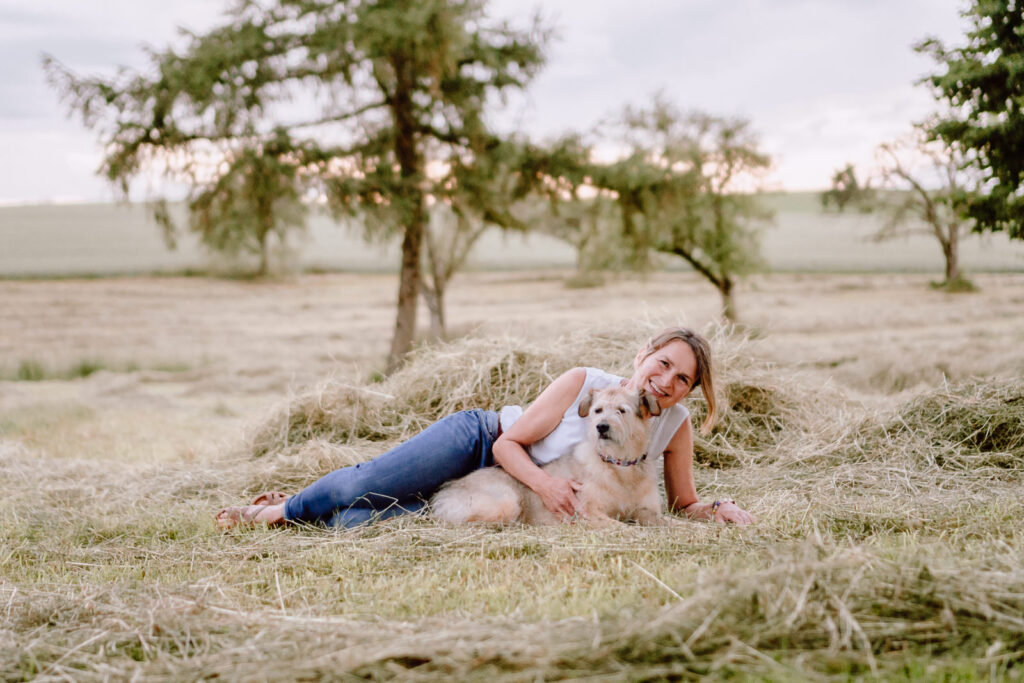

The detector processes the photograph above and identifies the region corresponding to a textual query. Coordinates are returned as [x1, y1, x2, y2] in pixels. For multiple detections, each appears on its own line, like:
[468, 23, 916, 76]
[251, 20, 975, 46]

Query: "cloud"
[0, 0, 970, 202]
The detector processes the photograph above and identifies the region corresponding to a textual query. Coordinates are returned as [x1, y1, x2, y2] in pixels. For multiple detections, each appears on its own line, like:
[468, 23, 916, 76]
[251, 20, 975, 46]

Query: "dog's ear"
[638, 389, 662, 417]
[578, 389, 595, 417]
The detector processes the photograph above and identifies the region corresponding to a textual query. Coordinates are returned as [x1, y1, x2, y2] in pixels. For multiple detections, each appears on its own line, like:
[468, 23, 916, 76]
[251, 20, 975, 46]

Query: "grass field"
[2, 192, 1023, 277]
[2, 267, 1024, 679]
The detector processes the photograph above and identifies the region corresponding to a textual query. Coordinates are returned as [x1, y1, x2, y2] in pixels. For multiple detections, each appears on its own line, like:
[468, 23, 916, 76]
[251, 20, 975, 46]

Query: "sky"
[0, 0, 969, 205]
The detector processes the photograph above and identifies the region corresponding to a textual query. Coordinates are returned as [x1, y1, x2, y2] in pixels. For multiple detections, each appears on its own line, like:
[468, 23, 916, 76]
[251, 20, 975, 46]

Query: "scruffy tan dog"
[431, 386, 681, 527]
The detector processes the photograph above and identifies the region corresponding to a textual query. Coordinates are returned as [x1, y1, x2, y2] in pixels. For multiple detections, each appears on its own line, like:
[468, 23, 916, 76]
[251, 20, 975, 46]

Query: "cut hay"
[690, 371, 834, 469]
[4, 536, 1024, 680]
[245, 323, 674, 458]
[6, 314, 1024, 680]
[854, 378, 1024, 472]
[9, 269, 1024, 681]
[236, 326, 1024, 496]
[241, 323, 854, 483]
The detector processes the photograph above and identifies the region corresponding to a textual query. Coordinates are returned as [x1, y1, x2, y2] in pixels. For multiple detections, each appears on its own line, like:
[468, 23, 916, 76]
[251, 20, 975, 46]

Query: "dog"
[431, 386, 682, 527]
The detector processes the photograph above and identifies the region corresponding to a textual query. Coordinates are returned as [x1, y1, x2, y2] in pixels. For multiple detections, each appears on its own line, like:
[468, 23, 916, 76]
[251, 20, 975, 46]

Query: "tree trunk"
[258, 230, 270, 277]
[669, 245, 738, 322]
[943, 226, 960, 283]
[422, 284, 446, 341]
[421, 222, 448, 341]
[255, 189, 273, 277]
[385, 56, 425, 375]
[388, 221, 423, 373]
[720, 277, 738, 322]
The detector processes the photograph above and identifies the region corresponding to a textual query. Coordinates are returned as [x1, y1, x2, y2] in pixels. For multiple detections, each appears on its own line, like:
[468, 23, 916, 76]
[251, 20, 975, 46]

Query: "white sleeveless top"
[499, 367, 690, 465]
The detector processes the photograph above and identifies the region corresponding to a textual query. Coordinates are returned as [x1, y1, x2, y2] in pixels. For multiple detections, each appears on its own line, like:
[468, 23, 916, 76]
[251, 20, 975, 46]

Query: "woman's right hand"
[492, 368, 589, 518]
[536, 474, 583, 518]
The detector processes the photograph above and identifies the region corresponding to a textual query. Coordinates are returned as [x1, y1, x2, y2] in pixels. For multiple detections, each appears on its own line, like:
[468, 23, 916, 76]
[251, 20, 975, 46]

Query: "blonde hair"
[640, 327, 717, 435]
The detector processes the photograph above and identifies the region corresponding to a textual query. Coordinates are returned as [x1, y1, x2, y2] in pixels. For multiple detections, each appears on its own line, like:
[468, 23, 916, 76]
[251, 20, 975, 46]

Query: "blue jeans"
[282, 409, 499, 528]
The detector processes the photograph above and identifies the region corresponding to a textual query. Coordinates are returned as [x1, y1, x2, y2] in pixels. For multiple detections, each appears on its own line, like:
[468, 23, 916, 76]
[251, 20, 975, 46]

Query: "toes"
[216, 499, 284, 530]
[215, 507, 238, 530]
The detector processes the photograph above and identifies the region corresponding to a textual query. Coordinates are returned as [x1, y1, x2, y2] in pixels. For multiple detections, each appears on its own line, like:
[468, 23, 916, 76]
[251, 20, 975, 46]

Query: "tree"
[874, 126, 980, 288]
[45, 0, 545, 372]
[420, 206, 483, 340]
[169, 129, 307, 276]
[917, 1, 1024, 239]
[512, 134, 628, 283]
[418, 136, 559, 340]
[821, 163, 874, 213]
[587, 98, 772, 321]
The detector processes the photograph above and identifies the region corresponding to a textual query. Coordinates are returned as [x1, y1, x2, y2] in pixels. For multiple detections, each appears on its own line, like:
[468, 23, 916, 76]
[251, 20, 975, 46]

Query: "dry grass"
[2, 271, 1024, 680]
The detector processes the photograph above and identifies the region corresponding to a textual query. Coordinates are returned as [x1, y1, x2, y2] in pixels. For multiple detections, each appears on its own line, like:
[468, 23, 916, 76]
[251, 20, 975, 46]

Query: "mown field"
[2, 192, 1024, 277]
[2, 264, 1024, 679]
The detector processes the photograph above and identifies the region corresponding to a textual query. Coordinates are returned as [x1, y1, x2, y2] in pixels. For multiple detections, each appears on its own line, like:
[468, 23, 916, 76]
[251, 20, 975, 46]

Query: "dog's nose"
[596, 422, 610, 435]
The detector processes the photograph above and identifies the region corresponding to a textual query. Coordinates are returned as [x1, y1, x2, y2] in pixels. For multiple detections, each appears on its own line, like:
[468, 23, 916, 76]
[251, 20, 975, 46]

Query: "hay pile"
[246, 333, 615, 458]
[239, 325, 641, 491]
[850, 379, 1024, 472]
[238, 323, 1022, 493]
[690, 368, 834, 469]
[239, 323, 832, 484]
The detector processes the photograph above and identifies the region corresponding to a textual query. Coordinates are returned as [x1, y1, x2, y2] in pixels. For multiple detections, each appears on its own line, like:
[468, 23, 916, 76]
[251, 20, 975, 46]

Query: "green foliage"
[917, 1, 1024, 239]
[68, 359, 106, 379]
[519, 99, 772, 319]
[420, 136, 550, 338]
[184, 129, 307, 275]
[588, 96, 773, 319]
[44, 0, 548, 366]
[821, 163, 874, 213]
[509, 135, 632, 275]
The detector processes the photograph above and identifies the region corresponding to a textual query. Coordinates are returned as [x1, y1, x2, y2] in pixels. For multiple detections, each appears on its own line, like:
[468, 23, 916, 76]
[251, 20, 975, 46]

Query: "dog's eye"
[593, 407, 603, 414]
[617, 407, 626, 414]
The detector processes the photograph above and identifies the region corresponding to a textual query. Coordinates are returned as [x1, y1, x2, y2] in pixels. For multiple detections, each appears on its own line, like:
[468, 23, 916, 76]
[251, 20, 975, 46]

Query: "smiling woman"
[215, 326, 755, 529]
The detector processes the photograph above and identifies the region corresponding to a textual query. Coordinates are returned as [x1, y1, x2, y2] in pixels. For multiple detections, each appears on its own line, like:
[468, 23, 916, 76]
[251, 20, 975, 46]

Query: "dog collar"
[598, 452, 647, 467]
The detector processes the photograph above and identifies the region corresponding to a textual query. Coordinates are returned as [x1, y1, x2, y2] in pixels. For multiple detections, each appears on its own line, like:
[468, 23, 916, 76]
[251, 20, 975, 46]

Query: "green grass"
[3, 357, 188, 381]
[10, 357, 111, 381]
[14, 359, 45, 381]
[931, 274, 979, 292]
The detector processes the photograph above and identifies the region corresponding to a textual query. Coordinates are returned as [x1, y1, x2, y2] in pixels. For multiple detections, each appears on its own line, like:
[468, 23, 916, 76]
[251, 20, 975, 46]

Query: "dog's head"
[577, 387, 661, 465]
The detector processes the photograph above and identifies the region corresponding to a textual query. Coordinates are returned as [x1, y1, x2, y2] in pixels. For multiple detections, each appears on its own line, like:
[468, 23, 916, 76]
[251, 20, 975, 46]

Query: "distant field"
[1, 192, 1023, 276]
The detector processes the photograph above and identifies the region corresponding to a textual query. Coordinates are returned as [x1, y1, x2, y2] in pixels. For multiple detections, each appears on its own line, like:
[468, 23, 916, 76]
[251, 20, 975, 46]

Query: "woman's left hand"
[713, 501, 756, 525]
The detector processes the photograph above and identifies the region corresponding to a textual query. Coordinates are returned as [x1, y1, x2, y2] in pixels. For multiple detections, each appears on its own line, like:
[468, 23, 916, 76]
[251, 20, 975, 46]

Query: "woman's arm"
[663, 416, 755, 525]
[492, 367, 587, 518]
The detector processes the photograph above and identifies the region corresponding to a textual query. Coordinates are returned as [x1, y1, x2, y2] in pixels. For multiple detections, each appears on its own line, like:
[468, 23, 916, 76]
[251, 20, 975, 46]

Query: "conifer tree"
[46, 0, 545, 371]
[917, 0, 1024, 239]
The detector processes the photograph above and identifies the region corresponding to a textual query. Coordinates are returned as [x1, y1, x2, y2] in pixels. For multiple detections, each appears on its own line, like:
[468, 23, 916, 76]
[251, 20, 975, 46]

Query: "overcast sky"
[0, 0, 968, 205]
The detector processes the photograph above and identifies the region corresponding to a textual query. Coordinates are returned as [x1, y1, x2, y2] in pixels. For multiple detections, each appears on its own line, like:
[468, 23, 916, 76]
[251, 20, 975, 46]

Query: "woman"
[216, 327, 755, 528]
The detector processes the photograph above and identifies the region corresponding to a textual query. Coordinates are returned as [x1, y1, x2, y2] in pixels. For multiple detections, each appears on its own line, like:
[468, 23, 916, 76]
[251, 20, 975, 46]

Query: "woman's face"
[629, 340, 698, 409]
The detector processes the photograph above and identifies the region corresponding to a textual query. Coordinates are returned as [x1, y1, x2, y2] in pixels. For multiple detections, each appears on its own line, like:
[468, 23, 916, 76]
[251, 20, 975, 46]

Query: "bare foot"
[215, 503, 286, 530]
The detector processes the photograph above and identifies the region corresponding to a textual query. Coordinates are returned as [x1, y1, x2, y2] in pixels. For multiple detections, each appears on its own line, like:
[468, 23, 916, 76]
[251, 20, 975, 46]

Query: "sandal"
[215, 504, 274, 530]
[250, 491, 289, 506]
